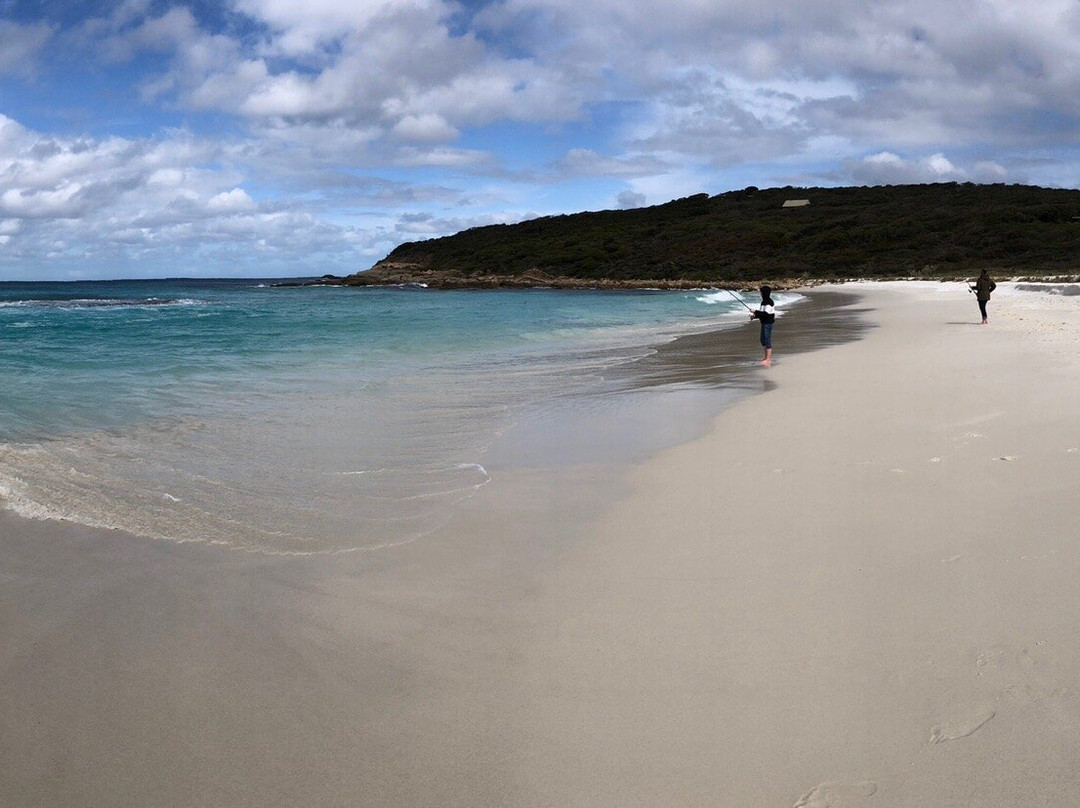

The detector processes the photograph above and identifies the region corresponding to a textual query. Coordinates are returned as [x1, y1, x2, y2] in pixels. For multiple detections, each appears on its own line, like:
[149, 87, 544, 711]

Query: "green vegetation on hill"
[346, 183, 1080, 286]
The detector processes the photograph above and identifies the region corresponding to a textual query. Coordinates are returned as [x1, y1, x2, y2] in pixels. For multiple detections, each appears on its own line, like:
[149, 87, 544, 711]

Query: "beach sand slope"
[506, 282, 1080, 806]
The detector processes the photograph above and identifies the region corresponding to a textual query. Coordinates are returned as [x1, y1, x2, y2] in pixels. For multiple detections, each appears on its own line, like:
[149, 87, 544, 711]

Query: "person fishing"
[973, 269, 997, 324]
[749, 285, 776, 366]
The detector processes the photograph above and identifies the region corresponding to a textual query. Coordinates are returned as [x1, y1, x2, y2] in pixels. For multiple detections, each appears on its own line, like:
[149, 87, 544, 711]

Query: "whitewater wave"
[0, 297, 202, 310]
[695, 289, 805, 311]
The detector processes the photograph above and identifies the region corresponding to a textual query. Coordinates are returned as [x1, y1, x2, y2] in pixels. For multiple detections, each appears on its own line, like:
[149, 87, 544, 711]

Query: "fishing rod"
[724, 288, 755, 312]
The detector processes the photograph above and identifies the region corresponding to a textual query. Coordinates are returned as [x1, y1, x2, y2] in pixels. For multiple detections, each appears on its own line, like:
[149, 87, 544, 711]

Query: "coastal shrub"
[372, 182, 1080, 283]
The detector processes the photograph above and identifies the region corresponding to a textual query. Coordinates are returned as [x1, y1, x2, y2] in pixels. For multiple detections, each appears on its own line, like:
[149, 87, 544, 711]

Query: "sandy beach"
[506, 281, 1080, 806]
[3, 281, 1079, 806]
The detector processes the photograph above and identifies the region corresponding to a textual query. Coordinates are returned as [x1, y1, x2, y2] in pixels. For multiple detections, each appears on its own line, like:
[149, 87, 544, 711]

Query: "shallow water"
[1, 279, 810, 554]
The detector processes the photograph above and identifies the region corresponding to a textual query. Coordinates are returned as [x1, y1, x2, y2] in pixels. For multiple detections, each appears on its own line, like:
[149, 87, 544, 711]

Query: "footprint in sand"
[793, 780, 878, 808]
[928, 706, 996, 744]
[975, 645, 1006, 674]
[1004, 645, 1066, 705]
[994, 456, 1019, 462]
[1019, 642, 1047, 671]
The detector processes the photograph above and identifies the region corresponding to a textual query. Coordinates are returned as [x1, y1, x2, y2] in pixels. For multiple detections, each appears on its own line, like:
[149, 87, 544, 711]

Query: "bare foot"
[760, 359, 772, 367]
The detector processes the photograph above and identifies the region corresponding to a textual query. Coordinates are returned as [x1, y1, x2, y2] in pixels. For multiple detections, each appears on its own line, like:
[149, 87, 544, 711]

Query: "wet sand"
[3, 282, 1078, 806]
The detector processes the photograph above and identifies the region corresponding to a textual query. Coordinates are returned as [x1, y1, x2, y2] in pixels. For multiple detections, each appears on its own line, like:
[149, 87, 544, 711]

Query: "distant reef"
[331, 183, 1080, 289]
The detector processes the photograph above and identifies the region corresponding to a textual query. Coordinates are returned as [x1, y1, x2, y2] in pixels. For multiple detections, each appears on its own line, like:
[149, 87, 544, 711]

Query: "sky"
[1, 0, 1079, 280]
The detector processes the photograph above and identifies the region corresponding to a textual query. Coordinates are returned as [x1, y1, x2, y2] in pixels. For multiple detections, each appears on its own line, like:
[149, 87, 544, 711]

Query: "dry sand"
[2, 281, 1078, 806]
[506, 281, 1080, 806]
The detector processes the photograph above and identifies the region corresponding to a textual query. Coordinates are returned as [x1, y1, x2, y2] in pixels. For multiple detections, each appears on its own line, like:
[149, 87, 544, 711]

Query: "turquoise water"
[0, 278, 795, 553]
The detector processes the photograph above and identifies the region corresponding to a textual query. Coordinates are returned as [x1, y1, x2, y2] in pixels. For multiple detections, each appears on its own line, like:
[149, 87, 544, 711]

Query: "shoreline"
[484, 288, 870, 473]
[3, 282, 1078, 805]
[0, 285, 859, 552]
[293, 272, 1080, 291]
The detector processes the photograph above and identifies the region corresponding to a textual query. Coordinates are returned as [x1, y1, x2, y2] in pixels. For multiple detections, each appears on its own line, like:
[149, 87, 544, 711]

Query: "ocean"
[0, 278, 803, 555]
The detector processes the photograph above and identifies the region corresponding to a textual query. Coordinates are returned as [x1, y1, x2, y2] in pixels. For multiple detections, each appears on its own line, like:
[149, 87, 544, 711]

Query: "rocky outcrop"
[339, 263, 710, 289]
[337, 263, 818, 290]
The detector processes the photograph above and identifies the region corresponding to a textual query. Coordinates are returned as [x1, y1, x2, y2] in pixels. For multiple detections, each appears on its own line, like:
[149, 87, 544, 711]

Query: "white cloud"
[557, 148, 670, 179]
[393, 146, 494, 169]
[0, 183, 86, 219]
[625, 165, 716, 205]
[94, 5, 202, 63]
[0, 20, 54, 76]
[47, 0, 1080, 170]
[71, 0, 1077, 192]
[486, 0, 1080, 163]
[394, 209, 532, 239]
[390, 113, 459, 143]
[90, 0, 583, 148]
[926, 153, 957, 176]
[0, 113, 32, 152]
[864, 151, 905, 168]
[849, 150, 1017, 184]
[235, 0, 445, 57]
[624, 76, 805, 168]
[208, 188, 257, 212]
[0, 116, 371, 277]
[973, 160, 1008, 181]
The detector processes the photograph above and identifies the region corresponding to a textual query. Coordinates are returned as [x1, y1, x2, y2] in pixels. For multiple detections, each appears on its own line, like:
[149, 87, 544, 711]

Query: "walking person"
[974, 269, 997, 324]
[750, 285, 776, 366]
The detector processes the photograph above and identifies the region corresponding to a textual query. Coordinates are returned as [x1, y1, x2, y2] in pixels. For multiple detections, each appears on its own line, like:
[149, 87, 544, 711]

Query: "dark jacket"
[975, 274, 996, 301]
[752, 304, 775, 324]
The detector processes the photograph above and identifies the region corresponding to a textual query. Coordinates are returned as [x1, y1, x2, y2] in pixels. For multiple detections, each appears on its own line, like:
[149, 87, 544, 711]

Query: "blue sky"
[2, 0, 1079, 280]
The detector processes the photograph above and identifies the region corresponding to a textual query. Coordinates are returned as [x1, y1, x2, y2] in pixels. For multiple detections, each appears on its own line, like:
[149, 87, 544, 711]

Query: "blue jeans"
[760, 323, 773, 349]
